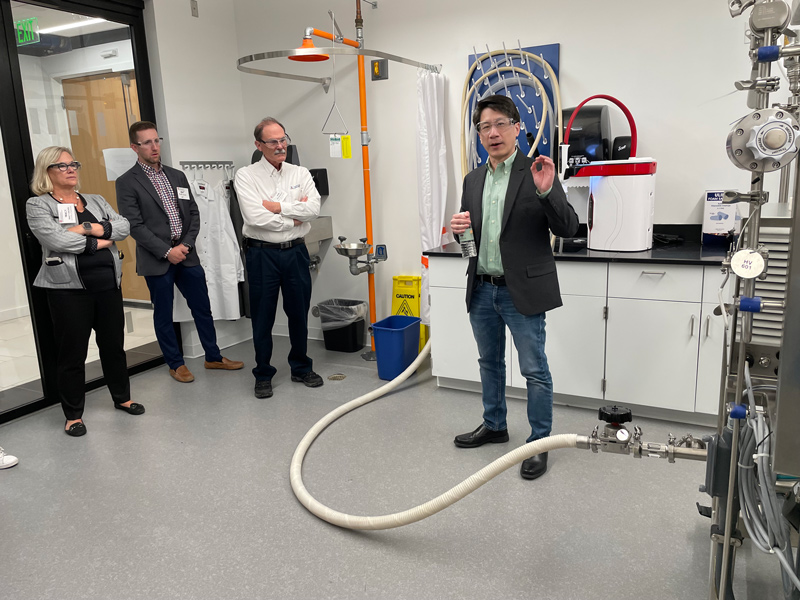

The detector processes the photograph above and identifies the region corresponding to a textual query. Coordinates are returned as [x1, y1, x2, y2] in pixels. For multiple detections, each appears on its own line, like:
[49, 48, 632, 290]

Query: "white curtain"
[416, 69, 450, 326]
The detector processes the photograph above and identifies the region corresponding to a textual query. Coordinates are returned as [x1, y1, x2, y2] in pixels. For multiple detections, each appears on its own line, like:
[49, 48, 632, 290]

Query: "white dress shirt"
[233, 156, 321, 242]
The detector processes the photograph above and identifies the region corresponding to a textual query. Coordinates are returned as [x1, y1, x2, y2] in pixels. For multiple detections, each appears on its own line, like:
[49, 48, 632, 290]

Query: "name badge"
[57, 203, 78, 224]
[177, 187, 190, 200]
[273, 188, 287, 203]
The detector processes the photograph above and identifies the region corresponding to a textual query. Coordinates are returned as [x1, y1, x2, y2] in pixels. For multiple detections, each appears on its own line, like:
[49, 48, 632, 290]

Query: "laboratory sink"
[305, 216, 332, 256]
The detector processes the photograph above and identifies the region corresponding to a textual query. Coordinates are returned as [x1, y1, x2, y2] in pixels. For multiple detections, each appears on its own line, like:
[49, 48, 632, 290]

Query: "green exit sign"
[15, 17, 40, 47]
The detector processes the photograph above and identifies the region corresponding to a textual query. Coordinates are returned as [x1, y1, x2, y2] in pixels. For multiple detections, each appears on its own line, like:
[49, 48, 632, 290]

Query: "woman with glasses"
[26, 146, 144, 437]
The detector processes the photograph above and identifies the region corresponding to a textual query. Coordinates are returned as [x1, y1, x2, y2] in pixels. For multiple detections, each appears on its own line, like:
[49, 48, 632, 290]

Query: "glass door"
[0, 123, 40, 410]
[0, 0, 161, 420]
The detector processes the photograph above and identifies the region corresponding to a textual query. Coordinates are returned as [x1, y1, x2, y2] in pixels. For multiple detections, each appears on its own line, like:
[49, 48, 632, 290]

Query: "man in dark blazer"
[450, 95, 579, 480]
[116, 121, 243, 383]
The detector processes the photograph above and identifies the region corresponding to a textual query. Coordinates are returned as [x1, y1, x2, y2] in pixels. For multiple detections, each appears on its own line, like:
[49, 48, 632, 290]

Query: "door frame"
[0, 0, 162, 423]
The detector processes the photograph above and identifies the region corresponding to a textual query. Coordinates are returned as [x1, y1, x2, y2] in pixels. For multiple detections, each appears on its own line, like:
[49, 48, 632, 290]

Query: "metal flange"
[726, 108, 800, 172]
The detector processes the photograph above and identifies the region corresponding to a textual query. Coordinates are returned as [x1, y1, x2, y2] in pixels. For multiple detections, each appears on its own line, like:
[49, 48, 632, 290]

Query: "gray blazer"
[26, 193, 130, 290]
[115, 163, 200, 277]
[460, 152, 580, 316]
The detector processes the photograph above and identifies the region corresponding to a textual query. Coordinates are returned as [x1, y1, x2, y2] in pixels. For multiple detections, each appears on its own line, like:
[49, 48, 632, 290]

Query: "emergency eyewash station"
[237, 1, 800, 599]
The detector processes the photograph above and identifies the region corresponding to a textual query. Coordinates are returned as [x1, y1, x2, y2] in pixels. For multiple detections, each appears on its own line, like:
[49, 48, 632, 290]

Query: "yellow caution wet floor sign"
[391, 276, 429, 351]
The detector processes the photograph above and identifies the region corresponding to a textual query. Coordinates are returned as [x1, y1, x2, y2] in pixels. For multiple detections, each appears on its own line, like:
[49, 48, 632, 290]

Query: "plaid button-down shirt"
[138, 161, 182, 240]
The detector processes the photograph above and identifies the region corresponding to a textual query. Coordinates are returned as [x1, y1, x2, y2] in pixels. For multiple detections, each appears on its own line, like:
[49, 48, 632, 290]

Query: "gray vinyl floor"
[0, 337, 786, 600]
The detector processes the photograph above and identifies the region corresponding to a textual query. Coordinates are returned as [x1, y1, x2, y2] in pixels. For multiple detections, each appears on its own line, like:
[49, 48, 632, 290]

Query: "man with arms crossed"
[234, 118, 323, 399]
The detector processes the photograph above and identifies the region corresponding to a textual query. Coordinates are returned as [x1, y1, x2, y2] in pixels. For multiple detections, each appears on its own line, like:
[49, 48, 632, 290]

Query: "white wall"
[143, 0, 249, 168]
[18, 54, 70, 157]
[143, 0, 252, 353]
[143, 0, 762, 336]
[43, 38, 134, 81]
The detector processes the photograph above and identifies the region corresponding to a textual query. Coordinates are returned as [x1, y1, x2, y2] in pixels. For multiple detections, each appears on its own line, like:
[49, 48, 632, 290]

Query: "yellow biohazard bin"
[390, 275, 429, 352]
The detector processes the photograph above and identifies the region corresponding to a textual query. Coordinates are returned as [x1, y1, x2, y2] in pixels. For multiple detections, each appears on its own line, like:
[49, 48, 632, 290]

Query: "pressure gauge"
[616, 428, 631, 443]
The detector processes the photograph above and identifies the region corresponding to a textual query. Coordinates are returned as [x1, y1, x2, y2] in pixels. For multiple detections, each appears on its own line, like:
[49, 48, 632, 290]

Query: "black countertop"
[424, 241, 727, 266]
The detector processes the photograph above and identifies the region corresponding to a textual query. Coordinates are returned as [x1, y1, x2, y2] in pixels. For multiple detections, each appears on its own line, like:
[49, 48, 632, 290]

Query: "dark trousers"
[47, 287, 130, 420]
[246, 243, 312, 381]
[144, 263, 222, 370]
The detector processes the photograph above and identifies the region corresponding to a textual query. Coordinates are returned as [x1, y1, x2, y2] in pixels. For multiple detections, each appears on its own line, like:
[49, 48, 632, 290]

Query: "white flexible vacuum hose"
[290, 339, 582, 530]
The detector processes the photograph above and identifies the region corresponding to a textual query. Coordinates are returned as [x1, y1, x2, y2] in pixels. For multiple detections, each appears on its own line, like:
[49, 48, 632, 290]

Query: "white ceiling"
[10, 2, 128, 36]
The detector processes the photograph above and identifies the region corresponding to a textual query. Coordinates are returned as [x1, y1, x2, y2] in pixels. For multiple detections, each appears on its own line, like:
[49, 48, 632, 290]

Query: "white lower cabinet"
[429, 284, 512, 384]
[429, 256, 726, 420]
[604, 297, 701, 412]
[510, 293, 606, 399]
[695, 302, 728, 414]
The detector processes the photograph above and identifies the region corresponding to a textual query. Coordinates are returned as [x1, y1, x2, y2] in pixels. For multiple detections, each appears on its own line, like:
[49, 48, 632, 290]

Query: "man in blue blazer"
[450, 96, 579, 480]
[116, 121, 243, 383]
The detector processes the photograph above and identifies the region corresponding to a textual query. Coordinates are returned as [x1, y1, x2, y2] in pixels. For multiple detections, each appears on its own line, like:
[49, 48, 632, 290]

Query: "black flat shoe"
[65, 421, 87, 437]
[454, 424, 509, 448]
[115, 402, 145, 415]
[520, 452, 548, 480]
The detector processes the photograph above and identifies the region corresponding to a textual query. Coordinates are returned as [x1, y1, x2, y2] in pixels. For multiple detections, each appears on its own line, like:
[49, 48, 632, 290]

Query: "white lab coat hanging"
[173, 179, 244, 321]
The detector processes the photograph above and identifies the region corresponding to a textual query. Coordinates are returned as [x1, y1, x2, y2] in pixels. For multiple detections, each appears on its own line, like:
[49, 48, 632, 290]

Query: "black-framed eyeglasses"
[258, 135, 291, 148]
[476, 119, 516, 135]
[133, 138, 163, 148]
[47, 161, 82, 172]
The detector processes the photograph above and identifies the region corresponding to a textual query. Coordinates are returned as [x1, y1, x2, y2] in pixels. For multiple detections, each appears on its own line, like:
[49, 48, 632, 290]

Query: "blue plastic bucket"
[372, 315, 421, 381]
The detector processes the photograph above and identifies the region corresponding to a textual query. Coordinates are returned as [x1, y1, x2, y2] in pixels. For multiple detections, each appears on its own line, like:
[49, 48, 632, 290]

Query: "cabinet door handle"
[641, 271, 666, 276]
[705, 315, 711, 339]
[689, 314, 696, 337]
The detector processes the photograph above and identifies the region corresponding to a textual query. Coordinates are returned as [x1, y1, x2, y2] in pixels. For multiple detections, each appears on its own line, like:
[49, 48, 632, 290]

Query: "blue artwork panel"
[467, 43, 560, 169]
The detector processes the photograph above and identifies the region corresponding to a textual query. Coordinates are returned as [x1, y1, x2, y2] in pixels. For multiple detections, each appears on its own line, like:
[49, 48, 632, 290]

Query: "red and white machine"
[562, 95, 657, 252]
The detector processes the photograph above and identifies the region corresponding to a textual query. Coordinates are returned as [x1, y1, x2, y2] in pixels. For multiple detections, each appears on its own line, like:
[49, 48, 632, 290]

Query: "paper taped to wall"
[102, 147, 137, 181]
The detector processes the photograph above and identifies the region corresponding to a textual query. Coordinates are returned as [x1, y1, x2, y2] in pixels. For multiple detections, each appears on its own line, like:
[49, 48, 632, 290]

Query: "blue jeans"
[145, 263, 222, 370]
[468, 281, 553, 443]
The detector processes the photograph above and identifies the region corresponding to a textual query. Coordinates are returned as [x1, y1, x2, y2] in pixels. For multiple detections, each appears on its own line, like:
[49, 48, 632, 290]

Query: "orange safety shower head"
[288, 37, 329, 62]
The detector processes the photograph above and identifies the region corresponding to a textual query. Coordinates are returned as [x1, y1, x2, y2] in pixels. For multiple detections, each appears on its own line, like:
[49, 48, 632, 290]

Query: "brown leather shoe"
[169, 365, 195, 383]
[204, 357, 244, 370]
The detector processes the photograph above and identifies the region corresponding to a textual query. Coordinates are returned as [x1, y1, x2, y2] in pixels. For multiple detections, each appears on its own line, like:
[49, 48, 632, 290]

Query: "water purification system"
[563, 95, 656, 252]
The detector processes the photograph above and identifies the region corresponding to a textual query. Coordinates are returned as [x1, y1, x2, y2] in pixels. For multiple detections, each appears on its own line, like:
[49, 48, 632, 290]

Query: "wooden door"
[62, 71, 149, 302]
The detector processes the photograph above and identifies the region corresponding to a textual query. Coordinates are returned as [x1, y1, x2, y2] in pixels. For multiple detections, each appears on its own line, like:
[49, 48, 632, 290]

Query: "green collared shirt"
[477, 150, 517, 276]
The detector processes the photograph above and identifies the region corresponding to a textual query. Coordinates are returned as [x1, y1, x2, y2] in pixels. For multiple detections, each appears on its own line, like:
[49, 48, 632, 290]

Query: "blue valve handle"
[730, 404, 748, 420]
[757, 46, 781, 63]
[739, 296, 762, 313]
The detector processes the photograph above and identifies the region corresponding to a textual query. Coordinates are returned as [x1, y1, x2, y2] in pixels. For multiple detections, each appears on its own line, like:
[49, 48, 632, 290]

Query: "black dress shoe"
[255, 380, 273, 398]
[291, 371, 324, 388]
[454, 424, 509, 448]
[520, 452, 548, 480]
[115, 402, 145, 415]
[65, 421, 87, 437]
